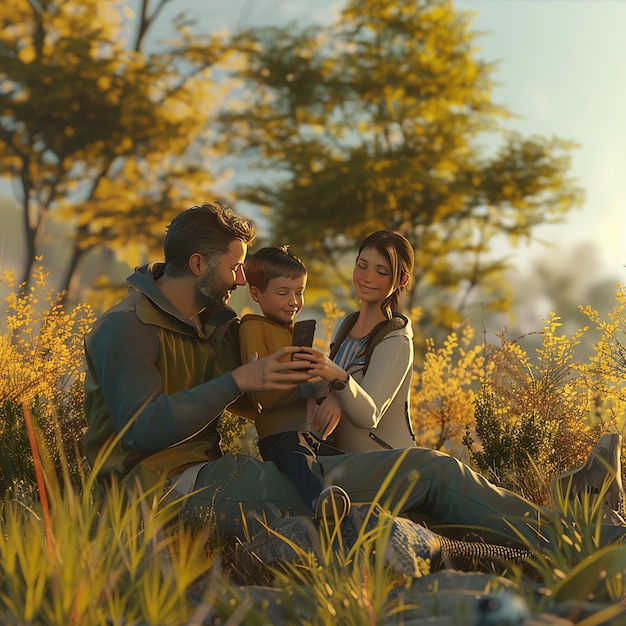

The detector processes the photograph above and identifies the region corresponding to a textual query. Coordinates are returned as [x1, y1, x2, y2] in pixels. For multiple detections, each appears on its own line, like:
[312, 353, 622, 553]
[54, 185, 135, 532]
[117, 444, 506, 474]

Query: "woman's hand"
[294, 347, 348, 384]
[310, 393, 342, 440]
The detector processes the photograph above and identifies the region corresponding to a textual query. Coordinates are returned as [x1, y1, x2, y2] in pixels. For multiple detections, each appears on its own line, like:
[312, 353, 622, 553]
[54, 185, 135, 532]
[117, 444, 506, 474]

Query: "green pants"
[184, 447, 626, 548]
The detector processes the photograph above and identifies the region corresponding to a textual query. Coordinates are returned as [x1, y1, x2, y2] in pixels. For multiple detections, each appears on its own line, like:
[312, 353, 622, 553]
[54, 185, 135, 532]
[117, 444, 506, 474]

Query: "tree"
[218, 0, 583, 329]
[0, 0, 230, 304]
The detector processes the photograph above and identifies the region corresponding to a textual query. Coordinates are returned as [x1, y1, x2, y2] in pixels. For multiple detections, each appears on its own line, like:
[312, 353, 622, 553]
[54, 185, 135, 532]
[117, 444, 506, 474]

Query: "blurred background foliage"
[2, 3, 626, 619]
[0, 0, 605, 350]
[1, 0, 624, 489]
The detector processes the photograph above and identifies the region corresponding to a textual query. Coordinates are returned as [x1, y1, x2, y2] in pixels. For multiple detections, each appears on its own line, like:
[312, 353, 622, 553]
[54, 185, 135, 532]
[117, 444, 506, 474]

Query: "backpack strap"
[363, 317, 406, 374]
[329, 313, 407, 374]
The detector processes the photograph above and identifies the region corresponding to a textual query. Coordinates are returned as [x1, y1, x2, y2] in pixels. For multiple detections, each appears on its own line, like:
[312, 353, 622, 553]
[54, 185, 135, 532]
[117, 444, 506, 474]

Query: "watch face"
[331, 379, 346, 391]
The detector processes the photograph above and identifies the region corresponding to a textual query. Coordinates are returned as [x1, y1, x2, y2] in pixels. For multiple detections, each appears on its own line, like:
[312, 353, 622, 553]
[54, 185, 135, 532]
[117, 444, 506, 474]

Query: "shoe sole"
[314, 486, 351, 528]
[552, 433, 624, 518]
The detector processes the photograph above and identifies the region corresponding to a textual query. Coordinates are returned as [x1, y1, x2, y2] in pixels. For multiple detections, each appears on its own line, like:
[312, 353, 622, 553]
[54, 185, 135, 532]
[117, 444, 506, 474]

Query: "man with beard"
[83, 202, 626, 550]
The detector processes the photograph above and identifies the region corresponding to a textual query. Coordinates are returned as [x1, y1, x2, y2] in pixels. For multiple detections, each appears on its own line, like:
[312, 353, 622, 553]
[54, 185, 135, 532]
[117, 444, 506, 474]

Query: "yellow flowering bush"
[411, 323, 483, 452]
[0, 263, 95, 492]
[318, 300, 345, 352]
[576, 284, 626, 430]
[463, 313, 603, 504]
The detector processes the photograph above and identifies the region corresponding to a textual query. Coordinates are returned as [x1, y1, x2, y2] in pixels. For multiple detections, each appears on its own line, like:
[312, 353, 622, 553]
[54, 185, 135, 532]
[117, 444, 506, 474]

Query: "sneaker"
[314, 485, 351, 529]
[552, 433, 624, 523]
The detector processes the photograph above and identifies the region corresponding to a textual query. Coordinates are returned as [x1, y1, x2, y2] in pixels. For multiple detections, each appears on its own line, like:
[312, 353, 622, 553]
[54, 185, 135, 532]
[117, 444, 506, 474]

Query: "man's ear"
[249, 285, 262, 302]
[189, 253, 205, 277]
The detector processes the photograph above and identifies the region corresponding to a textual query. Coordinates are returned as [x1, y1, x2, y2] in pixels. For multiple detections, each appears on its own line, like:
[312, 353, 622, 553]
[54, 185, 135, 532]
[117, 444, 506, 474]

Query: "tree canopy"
[0, 0, 584, 324]
[0, 0, 230, 303]
[218, 0, 583, 327]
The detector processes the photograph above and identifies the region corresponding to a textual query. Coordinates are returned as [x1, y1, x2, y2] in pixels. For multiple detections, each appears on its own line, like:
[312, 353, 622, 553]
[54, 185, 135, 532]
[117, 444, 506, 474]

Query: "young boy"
[240, 245, 350, 525]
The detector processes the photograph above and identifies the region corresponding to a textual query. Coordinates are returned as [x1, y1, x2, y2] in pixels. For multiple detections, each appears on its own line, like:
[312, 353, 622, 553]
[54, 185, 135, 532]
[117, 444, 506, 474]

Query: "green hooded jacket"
[83, 262, 253, 485]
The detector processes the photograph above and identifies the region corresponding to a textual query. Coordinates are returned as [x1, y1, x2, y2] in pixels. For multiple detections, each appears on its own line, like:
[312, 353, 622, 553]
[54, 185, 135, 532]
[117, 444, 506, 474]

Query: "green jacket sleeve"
[86, 310, 244, 454]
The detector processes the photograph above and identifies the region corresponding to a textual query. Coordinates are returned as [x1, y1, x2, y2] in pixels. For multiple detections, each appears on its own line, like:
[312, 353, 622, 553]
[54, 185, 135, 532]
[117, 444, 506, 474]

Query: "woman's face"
[353, 247, 395, 306]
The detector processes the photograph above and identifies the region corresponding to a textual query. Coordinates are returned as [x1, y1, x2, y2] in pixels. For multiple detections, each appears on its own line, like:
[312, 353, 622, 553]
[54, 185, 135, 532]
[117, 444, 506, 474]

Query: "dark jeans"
[257, 431, 344, 511]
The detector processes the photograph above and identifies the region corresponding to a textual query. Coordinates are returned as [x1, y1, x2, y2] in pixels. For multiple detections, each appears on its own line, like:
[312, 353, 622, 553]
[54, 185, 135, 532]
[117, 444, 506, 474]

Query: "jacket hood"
[127, 263, 237, 337]
[390, 312, 413, 340]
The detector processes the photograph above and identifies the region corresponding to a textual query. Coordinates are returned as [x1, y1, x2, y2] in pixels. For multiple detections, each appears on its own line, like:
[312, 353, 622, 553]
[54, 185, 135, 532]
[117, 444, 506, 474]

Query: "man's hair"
[163, 202, 256, 277]
[245, 245, 307, 293]
[357, 230, 414, 317]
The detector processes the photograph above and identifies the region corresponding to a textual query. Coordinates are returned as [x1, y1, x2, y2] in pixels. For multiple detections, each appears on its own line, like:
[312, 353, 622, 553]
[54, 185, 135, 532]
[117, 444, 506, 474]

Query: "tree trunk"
[18, 176, 49, 297]
[59, 227, 88, 307]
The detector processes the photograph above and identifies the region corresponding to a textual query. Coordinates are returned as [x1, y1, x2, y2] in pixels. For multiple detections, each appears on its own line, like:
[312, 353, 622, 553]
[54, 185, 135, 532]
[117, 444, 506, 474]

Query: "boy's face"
[250, 274, 307, 325]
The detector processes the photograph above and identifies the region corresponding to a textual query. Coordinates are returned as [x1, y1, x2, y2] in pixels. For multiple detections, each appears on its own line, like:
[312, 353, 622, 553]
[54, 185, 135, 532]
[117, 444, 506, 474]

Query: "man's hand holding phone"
[233, 345, 312, 392]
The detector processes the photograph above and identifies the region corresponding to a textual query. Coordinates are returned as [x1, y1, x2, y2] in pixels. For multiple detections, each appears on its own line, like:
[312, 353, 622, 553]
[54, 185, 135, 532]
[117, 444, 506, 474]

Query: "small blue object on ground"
[475, 590, 530, 626]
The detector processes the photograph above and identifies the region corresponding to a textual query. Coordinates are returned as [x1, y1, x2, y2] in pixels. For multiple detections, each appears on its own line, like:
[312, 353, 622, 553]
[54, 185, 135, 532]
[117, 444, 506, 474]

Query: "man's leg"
[185, 453, 310, 537]
[186, 448, 626, 547]
[184, 448, 531, 543]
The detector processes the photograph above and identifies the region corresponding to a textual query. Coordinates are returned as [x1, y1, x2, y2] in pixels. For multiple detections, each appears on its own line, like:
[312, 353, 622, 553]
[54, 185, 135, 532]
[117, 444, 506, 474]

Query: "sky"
[2, 0, 624, 295]
[189, 0, 626, 285]
[455, 0, 626, 284]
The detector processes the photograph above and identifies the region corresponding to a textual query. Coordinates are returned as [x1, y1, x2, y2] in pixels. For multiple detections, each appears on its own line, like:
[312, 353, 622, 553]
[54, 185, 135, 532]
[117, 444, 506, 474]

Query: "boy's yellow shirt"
[239, 313, 310, 439]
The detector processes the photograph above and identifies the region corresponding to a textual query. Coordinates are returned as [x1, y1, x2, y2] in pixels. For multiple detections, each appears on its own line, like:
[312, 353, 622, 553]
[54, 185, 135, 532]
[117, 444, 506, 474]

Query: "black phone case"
[292, 319, 316, 347]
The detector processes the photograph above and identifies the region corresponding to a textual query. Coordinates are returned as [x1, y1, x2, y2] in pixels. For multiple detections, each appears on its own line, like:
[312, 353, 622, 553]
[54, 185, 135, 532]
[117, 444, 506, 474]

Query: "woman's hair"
[163, 202, 256, 277]
[245, 245, 307, 292]
[357, 230, 414, 317]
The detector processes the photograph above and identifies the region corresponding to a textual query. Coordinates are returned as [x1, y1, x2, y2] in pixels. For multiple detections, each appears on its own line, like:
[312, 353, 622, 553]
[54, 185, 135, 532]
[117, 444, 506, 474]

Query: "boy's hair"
[245, 245, 307, 293]
[164, 202, 256, 277]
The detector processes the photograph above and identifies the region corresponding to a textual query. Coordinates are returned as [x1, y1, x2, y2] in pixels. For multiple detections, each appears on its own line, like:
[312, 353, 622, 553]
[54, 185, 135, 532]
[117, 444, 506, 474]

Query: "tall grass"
[0, 264, 94, 493]
[0, 429, 222, 625]
[1, 268, 626, 623]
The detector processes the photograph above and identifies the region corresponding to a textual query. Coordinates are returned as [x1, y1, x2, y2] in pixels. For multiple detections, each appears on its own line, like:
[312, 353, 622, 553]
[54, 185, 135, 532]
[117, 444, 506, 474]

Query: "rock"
[189, 573, 577, 626]
[475, 590, 531, 625]
[189, 506, 621, 626]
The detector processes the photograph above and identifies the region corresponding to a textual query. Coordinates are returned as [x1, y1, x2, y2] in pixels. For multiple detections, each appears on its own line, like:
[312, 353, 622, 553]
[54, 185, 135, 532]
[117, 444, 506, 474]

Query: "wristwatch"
[331, 378, 347, 391]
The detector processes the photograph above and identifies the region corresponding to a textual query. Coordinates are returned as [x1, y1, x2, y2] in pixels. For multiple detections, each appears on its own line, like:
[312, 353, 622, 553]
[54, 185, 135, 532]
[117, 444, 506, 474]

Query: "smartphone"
[292, 319, 316, 348]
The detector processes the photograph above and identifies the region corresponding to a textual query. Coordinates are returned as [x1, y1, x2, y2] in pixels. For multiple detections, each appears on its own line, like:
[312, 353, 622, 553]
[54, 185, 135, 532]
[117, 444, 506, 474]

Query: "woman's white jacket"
[324, 313, 416, 453]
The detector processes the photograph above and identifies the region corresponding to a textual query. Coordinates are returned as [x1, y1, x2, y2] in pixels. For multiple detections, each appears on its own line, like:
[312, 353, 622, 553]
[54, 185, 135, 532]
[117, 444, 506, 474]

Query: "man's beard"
[197, 259, 235, 310]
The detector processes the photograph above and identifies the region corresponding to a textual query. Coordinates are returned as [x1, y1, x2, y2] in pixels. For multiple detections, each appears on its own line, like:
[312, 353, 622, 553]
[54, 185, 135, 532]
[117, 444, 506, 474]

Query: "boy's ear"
[249, 285, 261, 302]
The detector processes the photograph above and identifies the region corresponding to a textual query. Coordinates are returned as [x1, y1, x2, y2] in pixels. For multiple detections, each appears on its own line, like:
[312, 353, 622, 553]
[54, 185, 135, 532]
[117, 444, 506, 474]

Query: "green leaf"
[552, 543, 626, 602]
